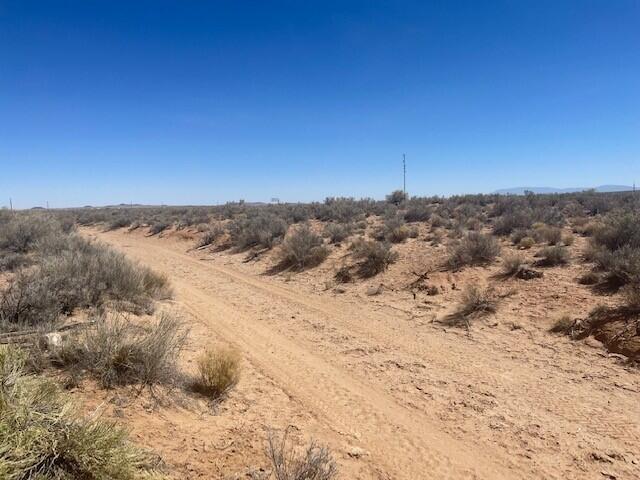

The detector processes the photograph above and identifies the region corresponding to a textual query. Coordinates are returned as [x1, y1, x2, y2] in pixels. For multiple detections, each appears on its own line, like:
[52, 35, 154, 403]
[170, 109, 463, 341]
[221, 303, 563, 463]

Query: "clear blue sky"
[1, 1, 639, 208]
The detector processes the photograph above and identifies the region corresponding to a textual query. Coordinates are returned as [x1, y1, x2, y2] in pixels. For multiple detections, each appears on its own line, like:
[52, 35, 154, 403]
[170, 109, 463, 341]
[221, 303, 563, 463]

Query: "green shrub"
[0, 345, 166, 479]
[519, 236, 535, 249]
[278, 226, 329, 270]
[351, 239, 398, 277]
[323, 223, 353, 244]
[535, 246, 570, 267]
[386, 190, 407, 205]
[0, 239, 171, 330]
[447, 232, 501, 270]
[228, 212, 288, 250]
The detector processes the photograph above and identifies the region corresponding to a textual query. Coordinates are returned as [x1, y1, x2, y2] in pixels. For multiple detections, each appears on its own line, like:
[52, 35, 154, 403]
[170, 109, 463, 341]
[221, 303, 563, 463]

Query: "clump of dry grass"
[501, 253, 526, 277]
[549, 315, 575, 334]
[53, 313, 187, 389]
[267, 427, 338, 480]
[535, 245, 570, 267]
[518, 236, 536, 249]
[190, 346, 241, 399]
[441, 285, 499, 329]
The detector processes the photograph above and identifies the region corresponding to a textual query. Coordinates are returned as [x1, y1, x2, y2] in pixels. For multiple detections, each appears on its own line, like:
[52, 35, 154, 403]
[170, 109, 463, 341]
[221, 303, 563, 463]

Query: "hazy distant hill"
[494, 185, 633, 195]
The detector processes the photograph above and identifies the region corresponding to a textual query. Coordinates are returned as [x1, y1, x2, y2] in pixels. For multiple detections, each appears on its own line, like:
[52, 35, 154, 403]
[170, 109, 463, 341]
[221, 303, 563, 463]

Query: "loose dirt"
[84, 228, 640, 480]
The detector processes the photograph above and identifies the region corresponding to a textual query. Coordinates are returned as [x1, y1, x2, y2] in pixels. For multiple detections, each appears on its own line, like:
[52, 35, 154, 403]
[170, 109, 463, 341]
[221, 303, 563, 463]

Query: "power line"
[402, 153, 406, 198]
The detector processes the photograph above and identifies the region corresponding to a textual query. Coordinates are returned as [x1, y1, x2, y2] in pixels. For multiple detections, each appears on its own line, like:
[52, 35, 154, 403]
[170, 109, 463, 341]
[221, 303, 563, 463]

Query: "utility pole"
[402, 153, 406, 198]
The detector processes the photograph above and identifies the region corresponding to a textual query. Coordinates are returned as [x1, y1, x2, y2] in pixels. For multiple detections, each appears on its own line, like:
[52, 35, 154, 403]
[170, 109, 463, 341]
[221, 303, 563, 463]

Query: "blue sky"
[1, 1, 639, 208]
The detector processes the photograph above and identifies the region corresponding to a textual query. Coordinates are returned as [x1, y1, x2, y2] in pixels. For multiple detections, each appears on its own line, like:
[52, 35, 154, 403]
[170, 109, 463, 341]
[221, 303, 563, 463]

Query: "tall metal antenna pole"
[403, 153, 406, 198]
[9, 198, 12, 211]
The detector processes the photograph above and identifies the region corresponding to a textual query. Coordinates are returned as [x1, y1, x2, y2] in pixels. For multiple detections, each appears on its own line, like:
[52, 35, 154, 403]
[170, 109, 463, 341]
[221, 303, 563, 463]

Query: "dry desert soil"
[83, 227, 640, 480]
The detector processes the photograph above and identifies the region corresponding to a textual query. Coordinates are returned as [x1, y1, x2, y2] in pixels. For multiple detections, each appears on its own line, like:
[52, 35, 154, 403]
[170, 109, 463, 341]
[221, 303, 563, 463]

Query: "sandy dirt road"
[89, 228, 640, 480]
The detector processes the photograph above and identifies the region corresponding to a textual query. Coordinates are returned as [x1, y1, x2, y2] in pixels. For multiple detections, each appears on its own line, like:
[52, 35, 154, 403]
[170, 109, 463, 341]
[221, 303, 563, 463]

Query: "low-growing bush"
[591, 246, 640, 287]
[323, 223, 353, 244]
[386, 190, 407, 205]
[267, 427, 338, 480]
[549, 314, 575, 334]
[383, 216, 409, 243]
[148, 222, 170, 235]
[228, 212, 288, 250]
[197, 225, 224, 248]
[447, 232, 501, 270]
[351, 239, 398, 277]
[190, 346, 241, 399]
[536, 225, 562, 245]
[535, 246, 570, 267]
[0, 239, 171, 330]
[278, 226, 329, 270]
[403, 204, 431, 222]
[0, 345, 166, 479]
[519, 236, 536, 249]
[54, 313, 187, 389]
[592, 213, 640, 251]
[457, 285, 498, 317]
[501, 253, 525, 277]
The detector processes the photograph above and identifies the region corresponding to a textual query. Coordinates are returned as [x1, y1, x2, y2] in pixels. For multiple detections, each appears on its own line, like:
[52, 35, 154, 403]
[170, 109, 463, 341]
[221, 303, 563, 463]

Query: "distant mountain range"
[494, 185, 633, 195]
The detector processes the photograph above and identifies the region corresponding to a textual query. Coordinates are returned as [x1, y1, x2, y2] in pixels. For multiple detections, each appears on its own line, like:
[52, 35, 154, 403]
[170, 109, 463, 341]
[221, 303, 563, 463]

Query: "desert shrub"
[519, 236, 535, 249]
[351, 239, 398, 277]
[510, 228, 530, 245]
[278, 226, 329, 270]
[267, 427, 337, 480]
[443, 285, 498, 328]
[0, 239, 171, 330]
[386, 190, 407, 205]
[54, 314, 187, 389]
[493, 211, 533, 236]
[430, 214, 446, 228]
[537, 225, 562, 245]
[591, 246, 640, 287]
[404, 204, 431, 222]
[578, 271, 601, 285]
[334, 265, 353, 283]
[323, 223, 353, 244]
[148, 222, 170, 235]
[197, 225, 224, 248]
[106, 216, 132, 231]
[622, 282, 640, 309]
[408, 226, 419, 238]
[549, 315, 575, 334]
[229, 212, 288, 250]
[382, 216, 409, 243]
[457, 285, 498, 317]
[535, 246, 570, 267]
[562, 233, 575, 246]
[447, 232, 501, 270]
[190, 346, 241, 399]
[0, 216, 57, 253]
[0, 345, 165, 480]
[0, 252, 29, 272]
[501, 253, 525, 277]
[592, 213, 640, 251]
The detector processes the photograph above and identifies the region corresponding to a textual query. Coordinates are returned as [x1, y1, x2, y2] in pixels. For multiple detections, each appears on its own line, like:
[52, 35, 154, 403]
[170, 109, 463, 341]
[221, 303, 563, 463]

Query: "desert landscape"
[3, 2, 639, 479]
[1, 192, 639, 479]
